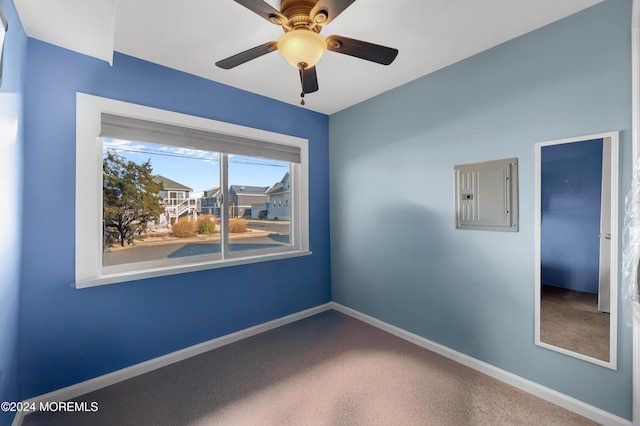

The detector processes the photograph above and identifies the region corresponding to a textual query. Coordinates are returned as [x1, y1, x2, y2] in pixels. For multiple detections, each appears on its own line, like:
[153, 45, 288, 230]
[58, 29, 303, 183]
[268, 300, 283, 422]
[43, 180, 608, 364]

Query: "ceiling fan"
[215, 0, 399, 105]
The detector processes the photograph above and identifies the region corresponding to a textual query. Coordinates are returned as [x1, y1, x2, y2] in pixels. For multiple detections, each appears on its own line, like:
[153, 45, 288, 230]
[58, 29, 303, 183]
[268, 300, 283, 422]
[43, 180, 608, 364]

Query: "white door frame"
[599, 138, 613, 314]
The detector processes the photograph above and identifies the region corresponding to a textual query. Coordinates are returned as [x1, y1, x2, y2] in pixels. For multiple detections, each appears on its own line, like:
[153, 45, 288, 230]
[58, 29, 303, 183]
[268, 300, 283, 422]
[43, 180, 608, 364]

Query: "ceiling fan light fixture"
[278, 29, 327, 69]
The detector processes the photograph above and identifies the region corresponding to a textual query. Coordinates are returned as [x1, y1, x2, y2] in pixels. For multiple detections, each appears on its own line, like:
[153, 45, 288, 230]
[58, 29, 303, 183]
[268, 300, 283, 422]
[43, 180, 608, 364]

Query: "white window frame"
[75, 93, 310, 288]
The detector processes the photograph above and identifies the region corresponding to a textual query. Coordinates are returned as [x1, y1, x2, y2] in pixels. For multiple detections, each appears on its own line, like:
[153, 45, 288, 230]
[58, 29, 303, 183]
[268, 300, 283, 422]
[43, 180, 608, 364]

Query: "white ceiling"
[14, 0, 602, 114]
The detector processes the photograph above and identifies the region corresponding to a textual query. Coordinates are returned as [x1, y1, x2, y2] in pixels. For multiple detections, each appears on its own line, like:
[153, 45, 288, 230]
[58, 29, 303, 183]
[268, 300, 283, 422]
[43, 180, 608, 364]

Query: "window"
[102, 141, 221, 270]
[76, 93, 310, 288]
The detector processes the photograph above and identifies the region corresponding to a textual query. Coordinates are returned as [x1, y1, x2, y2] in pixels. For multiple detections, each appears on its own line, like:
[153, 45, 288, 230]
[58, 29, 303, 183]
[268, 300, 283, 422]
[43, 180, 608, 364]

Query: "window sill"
[74, 250, 312, 289]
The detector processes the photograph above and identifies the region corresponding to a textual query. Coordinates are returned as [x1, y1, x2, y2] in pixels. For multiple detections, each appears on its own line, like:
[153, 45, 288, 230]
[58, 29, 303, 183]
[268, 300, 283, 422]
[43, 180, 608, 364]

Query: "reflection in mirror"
[535, 132, 618, 369]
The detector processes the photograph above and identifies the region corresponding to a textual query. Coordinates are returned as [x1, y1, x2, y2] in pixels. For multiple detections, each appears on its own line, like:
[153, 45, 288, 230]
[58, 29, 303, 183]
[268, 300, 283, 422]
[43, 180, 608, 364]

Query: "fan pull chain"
[299, 63, 306, 106]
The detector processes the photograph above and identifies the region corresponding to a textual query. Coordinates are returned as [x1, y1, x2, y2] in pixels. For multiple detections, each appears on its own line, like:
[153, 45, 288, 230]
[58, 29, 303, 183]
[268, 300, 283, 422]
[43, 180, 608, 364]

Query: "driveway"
[103, 223, 290, 266]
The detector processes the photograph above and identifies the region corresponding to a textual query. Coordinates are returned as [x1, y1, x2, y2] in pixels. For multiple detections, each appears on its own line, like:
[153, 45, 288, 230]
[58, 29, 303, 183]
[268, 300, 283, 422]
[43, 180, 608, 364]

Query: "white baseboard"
[11, 303, 333, 426]
[12, 302, 632, 426]
[329, 302, 632, 426]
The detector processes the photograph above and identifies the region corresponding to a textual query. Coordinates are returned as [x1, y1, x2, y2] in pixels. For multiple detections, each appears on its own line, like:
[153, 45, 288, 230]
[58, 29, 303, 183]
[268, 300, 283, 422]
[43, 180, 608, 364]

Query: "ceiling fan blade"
[215, 42, 278, 69]
[310, 0, 356, 26]
[299, 66, 319, 94]
[234, 0, 288, 25]
[326, 35, 398, 65]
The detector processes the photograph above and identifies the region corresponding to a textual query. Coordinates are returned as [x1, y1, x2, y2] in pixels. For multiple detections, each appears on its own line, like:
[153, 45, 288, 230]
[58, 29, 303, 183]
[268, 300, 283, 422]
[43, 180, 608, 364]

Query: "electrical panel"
[454, 158, 518, 232]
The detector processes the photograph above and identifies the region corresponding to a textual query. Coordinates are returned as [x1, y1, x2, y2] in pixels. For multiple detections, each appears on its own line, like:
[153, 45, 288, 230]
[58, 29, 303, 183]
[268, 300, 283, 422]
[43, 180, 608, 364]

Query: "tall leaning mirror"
[534, 131, 619, 369]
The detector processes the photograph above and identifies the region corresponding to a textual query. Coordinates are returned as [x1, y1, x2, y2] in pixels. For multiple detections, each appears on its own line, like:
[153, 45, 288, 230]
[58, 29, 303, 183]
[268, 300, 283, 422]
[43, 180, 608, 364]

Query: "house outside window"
[152, 176, 198, 227]
[266, 172, 291, 220]
[199, 187, 221, 216]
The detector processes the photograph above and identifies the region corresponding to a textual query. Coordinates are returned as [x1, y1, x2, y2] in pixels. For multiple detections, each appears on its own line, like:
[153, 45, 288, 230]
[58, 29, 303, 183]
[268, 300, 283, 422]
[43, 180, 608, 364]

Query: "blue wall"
[0, 0, 25, 424]
[541, 139, 603, 294]
[330, 1, 632, 419]
[18, 41, 330, 399]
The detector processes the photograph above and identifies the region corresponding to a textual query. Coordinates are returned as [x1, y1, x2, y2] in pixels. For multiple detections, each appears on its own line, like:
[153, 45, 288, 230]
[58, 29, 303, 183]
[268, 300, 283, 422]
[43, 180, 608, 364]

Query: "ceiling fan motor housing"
[280, 0, 326, 31]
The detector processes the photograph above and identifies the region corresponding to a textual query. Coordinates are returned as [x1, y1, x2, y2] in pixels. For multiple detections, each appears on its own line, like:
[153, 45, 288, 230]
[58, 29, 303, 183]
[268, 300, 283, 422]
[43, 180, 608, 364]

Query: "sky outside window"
[103, 139, 290, 196]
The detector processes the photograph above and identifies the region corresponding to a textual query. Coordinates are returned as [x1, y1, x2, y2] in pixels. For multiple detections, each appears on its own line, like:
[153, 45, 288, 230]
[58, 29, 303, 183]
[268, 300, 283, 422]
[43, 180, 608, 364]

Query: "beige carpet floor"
[540, 284, 609, 362]
[23, 310, 597, 425]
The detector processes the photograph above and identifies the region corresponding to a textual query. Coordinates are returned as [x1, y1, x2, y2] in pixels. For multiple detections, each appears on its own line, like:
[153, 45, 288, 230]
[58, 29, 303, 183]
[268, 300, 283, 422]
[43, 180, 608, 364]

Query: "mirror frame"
[534, 131, 619, 369]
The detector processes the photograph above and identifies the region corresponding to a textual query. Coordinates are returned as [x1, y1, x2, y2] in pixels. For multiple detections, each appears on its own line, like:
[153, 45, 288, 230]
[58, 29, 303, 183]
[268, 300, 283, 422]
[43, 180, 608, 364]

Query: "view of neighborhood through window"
[228, 155, 291, 253]
[102, 139, 292, 268]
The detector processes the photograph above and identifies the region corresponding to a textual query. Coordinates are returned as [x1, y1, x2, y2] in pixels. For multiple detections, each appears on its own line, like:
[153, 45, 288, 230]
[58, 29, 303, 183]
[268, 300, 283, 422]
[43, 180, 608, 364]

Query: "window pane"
[102, 139, 221, 268]
[228, 155, 291, 253]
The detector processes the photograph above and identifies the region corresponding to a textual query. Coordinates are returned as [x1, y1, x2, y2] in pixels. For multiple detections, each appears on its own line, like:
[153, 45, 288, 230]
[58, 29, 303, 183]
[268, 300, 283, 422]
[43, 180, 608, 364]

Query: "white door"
[598, 138, 612, 313]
